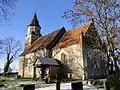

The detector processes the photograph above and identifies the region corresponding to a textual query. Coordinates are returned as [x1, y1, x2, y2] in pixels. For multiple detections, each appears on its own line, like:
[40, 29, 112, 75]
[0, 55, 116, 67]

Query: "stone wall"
[82, 26, 107, 79]
[52, 44, 84, 79]
[18, 56, 24, 76]
[19, 52, 38, 77]
[83, 45, 107, 79]
[18, 48, 52, 78]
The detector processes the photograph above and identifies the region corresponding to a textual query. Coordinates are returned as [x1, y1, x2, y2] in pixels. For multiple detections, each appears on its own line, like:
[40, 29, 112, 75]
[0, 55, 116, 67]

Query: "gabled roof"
[20, 27, 65, 56]
[53, 22, 92, 49]
[34, 57, 59, 66]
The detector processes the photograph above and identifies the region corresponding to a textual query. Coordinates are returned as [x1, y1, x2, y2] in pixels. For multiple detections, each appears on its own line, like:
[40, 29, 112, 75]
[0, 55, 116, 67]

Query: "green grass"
[0, 75, 42, 88]
[61, 78, 82, 83]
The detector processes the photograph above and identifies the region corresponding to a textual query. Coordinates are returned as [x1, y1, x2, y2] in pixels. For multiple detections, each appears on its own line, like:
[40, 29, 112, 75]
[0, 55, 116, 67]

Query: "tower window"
[61, 53, 67, 63]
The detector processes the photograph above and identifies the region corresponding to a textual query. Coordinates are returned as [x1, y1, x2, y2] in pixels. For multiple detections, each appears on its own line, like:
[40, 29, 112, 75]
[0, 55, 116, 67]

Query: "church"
[18, 13, 106, 80]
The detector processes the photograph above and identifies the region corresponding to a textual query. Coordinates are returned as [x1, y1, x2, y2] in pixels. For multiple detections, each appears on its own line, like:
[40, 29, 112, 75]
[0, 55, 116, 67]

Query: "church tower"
[25, 13, 42, 49]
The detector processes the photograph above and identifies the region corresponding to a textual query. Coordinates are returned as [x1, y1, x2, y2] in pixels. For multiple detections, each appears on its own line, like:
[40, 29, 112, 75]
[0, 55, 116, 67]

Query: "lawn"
[0, 75, 42, 89]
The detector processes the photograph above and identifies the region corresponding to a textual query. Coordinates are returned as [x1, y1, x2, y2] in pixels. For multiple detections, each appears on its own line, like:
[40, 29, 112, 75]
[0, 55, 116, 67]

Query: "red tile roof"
[20, 27, 64, 56]
[52, 22, 92, 49]
[20, 22, 92, 56]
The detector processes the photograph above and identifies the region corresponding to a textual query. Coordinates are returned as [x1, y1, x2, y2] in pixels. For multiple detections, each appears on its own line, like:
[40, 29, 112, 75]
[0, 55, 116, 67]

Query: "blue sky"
[0, 0, 74, 71]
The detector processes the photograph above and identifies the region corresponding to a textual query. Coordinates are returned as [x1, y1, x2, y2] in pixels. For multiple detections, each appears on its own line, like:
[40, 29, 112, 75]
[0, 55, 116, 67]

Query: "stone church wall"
[18, 56, 24, 76]
[83, 45, 107, 79]
[18, 49, 50, 78]
[19, 53, 36, 77]
[52, 44, 85, 79]
[82, 26, 107, 79]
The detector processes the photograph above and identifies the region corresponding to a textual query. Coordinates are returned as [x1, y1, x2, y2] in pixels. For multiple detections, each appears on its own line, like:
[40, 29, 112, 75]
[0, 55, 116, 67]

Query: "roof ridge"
[32, 27, 64, 45]
[20, 27, 64, 56]
[52, 22, 92, 49]
[67, 22, 92, 32]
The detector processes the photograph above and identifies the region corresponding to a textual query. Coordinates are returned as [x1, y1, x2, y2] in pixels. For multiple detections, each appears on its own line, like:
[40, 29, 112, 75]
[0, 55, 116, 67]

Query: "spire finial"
[34, 12, 37, 18]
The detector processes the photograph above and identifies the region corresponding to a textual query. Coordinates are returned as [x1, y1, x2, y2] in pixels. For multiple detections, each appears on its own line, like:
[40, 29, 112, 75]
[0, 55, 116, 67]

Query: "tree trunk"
[113, 57, 119, 74]
[4, 61, 10, 73]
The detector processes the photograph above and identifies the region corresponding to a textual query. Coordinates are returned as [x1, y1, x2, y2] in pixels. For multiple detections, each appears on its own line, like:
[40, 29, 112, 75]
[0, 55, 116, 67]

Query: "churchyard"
[0, 74, 105, 90]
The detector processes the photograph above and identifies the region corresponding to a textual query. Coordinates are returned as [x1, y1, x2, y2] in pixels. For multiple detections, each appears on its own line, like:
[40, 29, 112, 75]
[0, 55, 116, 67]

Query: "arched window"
[61, 53, 67, 63]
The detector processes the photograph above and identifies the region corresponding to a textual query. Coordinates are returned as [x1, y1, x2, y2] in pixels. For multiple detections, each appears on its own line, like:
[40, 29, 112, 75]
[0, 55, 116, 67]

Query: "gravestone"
[20, 84, 35, 90]
[71, 82, 83, 90]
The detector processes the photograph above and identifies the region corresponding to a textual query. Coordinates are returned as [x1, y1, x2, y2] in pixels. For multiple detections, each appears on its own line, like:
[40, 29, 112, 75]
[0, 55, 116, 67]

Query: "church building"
[18, 13, 106, 80]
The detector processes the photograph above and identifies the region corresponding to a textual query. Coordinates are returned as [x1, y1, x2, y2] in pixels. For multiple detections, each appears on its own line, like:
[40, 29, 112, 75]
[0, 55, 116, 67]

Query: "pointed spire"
[28, 13, 41, 28]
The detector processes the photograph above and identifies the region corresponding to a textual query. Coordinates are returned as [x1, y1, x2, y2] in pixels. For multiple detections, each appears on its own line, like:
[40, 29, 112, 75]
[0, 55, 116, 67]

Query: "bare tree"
[64, 0, 120, 74]
[0, 0, 17, 23]
[0, 37, 21, 73]
[0, 40, 3, 54]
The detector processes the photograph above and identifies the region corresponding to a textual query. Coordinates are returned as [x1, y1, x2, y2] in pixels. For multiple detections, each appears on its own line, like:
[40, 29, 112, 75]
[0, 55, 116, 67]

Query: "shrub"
[89, 79, 104, 87]
[89, 79, 95, 85]
[0, 81, 4, 87]
[98, 81, 103, 86]
[0, 79, 6, 87]
[61, 78, 81, 83]
[107, 74, 120, 89]
[92, 80, 99, 86]
[17, 75, 21, 79]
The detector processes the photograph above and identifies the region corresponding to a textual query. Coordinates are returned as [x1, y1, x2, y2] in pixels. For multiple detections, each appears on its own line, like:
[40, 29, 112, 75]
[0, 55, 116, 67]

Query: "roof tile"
[53, 22, 92, 49]
[20, 27, 64, 56]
